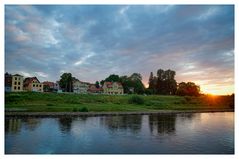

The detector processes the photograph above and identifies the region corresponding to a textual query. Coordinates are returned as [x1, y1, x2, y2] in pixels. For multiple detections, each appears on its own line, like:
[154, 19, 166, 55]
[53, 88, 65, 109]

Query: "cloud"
[5, 5, 234, 94]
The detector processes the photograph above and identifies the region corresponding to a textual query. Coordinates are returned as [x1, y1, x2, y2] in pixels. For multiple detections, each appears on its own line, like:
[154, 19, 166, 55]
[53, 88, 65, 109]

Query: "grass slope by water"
[5, 92, 234, 112]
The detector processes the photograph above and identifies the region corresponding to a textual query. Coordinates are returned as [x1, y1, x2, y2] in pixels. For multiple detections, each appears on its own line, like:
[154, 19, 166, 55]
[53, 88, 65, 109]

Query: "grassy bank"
[5, 92, 234, 112]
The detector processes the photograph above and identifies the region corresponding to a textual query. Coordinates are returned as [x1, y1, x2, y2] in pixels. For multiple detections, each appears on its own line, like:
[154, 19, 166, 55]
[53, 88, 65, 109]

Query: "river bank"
[5, 92, 234, 113]
[5, 109, 234, 117]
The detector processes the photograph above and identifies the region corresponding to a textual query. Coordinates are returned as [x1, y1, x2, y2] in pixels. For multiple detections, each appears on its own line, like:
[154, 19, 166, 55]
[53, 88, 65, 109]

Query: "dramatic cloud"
[5, 5, 234, 94]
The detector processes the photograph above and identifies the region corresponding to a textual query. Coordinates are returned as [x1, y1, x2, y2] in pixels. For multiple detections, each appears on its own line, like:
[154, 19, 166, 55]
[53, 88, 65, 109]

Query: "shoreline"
[5, 109, 234, 117]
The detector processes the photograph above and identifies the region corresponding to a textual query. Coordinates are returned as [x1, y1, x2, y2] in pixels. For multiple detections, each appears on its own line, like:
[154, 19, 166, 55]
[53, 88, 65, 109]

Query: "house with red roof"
[88, 84, 103, 94]
[23, 77, 43, 92]
[43, 81, 59, 92]
[73, 80, 90, 94]
[103, 82, 124, 95]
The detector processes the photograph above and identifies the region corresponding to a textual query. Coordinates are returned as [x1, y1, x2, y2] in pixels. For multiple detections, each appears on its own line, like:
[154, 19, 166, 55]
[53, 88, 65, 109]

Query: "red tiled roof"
[43, 81, 54, 87]
[24, 77, 40, 87]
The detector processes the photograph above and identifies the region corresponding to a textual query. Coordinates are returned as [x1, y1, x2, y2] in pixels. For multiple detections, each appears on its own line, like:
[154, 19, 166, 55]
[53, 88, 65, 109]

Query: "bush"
[72, 107, 77, 112]
[128, 95, 145, 105]
[184, 96, 192, 102]
[79, 107, 89, 112]
[46, 103, 54, 106]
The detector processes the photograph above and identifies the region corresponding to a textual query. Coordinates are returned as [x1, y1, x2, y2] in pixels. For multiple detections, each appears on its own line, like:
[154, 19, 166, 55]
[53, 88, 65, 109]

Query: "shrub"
[46, 103, 54, 106]
[184, 96, 192, 102]
[79, 107, 89, 112]
[128, 95, 145, 105]
[72, 107, 77, 112]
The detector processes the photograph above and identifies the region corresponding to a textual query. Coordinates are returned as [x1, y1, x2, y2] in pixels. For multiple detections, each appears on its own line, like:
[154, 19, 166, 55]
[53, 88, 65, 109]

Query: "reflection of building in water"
[5, 118, 42, 133]
[22, 118, 41, 131]
[149, 114, 176, 135]
[58, 117, 74, 133]
[5, 118, 22, 134]
[100, 115, 142, 133]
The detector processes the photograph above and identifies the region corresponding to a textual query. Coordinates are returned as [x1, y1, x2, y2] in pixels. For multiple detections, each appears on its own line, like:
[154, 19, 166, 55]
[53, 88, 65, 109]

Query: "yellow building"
[23, 77, 43, 92]
[103, 82, 124, 95]
[11, 74, 23, 92]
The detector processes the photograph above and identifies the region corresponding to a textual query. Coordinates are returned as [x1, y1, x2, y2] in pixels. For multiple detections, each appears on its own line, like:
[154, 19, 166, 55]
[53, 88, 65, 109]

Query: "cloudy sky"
[5, 5, 234, 95]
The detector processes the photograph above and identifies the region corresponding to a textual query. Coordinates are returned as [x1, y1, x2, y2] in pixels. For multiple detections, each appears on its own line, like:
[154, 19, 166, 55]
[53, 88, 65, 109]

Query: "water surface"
[5, 112, 234, 154]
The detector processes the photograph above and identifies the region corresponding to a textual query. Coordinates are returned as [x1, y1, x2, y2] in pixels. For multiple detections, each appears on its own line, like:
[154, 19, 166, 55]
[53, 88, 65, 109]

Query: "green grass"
[5, 92, 234, 112]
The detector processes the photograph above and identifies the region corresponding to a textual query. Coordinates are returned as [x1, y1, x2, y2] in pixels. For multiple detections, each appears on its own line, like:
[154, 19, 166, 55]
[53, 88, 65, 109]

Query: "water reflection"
[5, 118, 42, 133]
[22, 118, 41, 131]
[149, 114, 176, 135]
[58, 117, 73, 133]
[5, 118, 21, 134]
[100, 115, 142, 133]
[5, 112, 234, 154]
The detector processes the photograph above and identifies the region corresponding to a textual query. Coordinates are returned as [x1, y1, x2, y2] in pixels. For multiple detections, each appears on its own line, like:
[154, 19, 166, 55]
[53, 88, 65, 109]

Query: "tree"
[118, 73, 145, 94]
[100, 80, 105, 87]
[148, 72, 157, 94]
[176, 82, 200, 96]
[148, 72, 154, 89]
[43, 85, 50, 92]
[59, 73, 73, 92]
[95, 81, 100, 88]
[130, 73, 142, 81]
[155, 69, 177, 95]
[105, 74, 120, 82]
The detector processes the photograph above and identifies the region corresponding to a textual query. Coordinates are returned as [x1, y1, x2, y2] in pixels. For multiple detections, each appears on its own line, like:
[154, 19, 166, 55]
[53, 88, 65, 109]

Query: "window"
[40, 85, 42, 87]
[36, 84, 38, 87]
[15, 77, 17, 80]
[33, 84, 35, 87]
[15, 82, 17, 85]
[39, 89, 41, 91]
[18, 87, 20, 90]
[14, 86, 16, 90]
[18, 82, 20, 85]
[18, 77, 20, 80]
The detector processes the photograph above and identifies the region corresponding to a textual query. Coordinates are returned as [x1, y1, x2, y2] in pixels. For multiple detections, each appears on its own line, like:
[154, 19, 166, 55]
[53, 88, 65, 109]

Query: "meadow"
[5, 92, 234, 112]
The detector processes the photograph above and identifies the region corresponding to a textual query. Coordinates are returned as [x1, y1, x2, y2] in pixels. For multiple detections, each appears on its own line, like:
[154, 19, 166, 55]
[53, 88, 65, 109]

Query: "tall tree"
[156, 69, 177, 95]
[59, 73, 73, 92]
[148, 72, 154, 89]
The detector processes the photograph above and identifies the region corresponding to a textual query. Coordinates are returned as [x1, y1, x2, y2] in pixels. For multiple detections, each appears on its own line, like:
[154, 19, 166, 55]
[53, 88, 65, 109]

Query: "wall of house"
[31, 83, 43, 92]
[11, 76, 23, 92]
[73, 81, 89, 93]
[103, 82, 124, 95]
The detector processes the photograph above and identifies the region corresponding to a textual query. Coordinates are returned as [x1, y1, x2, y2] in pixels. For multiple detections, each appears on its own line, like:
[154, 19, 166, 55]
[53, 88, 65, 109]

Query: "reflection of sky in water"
[5, 112, 234, 154]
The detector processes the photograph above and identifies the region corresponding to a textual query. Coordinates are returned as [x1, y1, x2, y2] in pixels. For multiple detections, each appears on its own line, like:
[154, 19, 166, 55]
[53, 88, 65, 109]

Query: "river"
[5, 112, 234, 154]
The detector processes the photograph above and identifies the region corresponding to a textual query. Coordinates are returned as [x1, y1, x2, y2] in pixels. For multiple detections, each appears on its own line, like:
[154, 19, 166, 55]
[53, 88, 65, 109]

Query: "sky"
[5, 5, 234, 95]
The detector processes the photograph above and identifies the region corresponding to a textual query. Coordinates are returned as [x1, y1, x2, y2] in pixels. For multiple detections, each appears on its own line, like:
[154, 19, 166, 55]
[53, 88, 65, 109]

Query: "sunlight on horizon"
[143, 81, 234, 95]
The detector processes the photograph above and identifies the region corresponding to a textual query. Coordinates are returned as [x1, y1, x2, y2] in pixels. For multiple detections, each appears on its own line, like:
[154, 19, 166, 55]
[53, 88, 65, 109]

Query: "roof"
[73, 80, 90, 85]
[88, 85, 103, 92]
[43, 81, 55, 87]
[104, 82, 113, 88]
[13, 74, 23, 77]
[104, 82, 123, 88]
[24, 77, 41, 87]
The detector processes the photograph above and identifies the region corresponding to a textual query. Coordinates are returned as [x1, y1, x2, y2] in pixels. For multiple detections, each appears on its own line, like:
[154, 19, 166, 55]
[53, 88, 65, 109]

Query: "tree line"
[59, 68, 200, 96]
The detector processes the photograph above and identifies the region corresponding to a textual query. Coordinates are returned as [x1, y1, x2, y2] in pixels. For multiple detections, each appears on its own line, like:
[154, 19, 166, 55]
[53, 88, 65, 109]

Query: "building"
[5, 72, 12, 92]
[73, 80, 90, 94]
[103, 82, 124, 95]
[23, 77, 43, 92]
[43, 81, 58, 92]
[56, 81, 62, 93]
[11, 74, 24, 92]
[88, 84, 103, 94]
